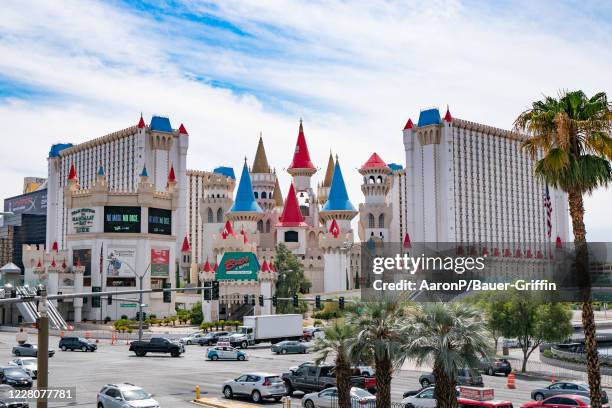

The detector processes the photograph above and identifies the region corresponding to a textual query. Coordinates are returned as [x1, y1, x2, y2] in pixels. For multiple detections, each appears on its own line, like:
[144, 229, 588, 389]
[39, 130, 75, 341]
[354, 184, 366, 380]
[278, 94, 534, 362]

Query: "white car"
[222, 372, 286, 403]
[207, 345, 248, 361]
[302, 387, 376, 408]
[97, 383, 159, 408]
[8, 357, 38, 379]
[401, 386, 437, 408]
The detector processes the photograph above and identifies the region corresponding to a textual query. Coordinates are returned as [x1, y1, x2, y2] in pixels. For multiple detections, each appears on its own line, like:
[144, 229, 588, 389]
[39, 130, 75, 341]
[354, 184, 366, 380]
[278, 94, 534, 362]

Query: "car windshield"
[266, 376, 283, 383]
[21, 360, 35, 367]
[122, 389, 151, 401]
[352, 388, 372, 398]
[78, 338, 88, 342]
[4, 369, 25, 377]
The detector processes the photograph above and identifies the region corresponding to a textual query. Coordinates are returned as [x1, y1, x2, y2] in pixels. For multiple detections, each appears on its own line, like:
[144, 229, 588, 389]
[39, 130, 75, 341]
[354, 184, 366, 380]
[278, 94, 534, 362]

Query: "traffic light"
[315, 295, 321, 309]
[107, 294, 112, 305]
[272, 295, 278, 307]
[251, 295, 256, 306]
[244, 294, 249, 305]
[163, 282, 172, 303]
[57, 291, 62, 303]
[339, 296, 345, 310]
[259, 295, 264, 307]
[136, 312, 147, 320]
[204, 283, 211, 301]
[292, 295, 299, 307]
[212, 281, 219, 300]
[92, 286, 101, 308]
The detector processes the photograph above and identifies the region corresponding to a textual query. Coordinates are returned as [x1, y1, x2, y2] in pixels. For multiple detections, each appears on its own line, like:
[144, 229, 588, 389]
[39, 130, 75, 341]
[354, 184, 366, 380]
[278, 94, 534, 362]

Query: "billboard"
[71, 208, 95, 233]
[106, 247, 137, 277]
[104, 206, 141, 233]
[151, 248, 170, 276]
[216, 252, 260, 281]
[4, 189, 47, 215]
[72, 248, 92, 276]
[148, 208, 172, 235]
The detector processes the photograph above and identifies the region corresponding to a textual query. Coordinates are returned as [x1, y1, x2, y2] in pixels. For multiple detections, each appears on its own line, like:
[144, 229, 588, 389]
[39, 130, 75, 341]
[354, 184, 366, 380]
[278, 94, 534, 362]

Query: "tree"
[515, 90, 612, 408]
[402, 303, 491, 408]
[274, 243, 311, 314]
[310, 321, 356, 408]
[348, 299, 404, 408]
[190, 301, 203, 325]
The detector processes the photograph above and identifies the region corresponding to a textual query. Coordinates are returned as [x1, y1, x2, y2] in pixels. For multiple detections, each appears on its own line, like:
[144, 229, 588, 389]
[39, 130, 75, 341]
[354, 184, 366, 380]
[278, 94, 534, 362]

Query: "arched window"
[368, 176, 375, 184]
[257, 220, 264, 233]
[207, 208, 213, 223]
[378, 214, 385, 228]
[265, 220, 271, 233]
[261, 191, 267, 199]
[368, 213, 375, 228]
[285, 231, 299, 242]
[377, 176, 383, 184]
[216, 208, 223, 223]
[254, 191, 258, 199]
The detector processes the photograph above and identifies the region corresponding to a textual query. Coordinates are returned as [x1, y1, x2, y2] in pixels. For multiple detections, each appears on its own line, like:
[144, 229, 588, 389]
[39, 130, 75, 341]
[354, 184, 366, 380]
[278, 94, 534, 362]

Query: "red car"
[457, 397, 513, 408]
[522, 394, 610, 408]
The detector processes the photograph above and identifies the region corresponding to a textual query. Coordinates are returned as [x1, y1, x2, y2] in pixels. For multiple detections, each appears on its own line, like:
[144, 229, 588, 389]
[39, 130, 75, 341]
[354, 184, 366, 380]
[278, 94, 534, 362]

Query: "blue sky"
[1, 0, 611, 240]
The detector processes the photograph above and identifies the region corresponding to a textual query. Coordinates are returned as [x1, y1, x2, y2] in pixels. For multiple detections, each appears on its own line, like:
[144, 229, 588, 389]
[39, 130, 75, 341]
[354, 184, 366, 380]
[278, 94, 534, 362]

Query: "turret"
[287, 120, 318, 225]
[358, 153, 393, 242]
[226, 160, 263, 235]
[275, 183, 308, 254]
[319, 157, 357, 231]
[317, 152, 335, 205]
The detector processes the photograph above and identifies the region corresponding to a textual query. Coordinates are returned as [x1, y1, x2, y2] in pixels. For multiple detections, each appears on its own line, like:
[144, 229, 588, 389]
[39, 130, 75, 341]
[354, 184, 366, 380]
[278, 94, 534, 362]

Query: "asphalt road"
[0, 332, 556, 407]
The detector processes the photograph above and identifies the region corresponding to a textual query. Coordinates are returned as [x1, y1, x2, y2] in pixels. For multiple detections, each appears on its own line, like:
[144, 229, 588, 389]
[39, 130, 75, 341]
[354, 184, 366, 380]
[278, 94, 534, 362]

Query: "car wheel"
[251, 390, 261, 403]
[504, 372, 509, 377]
[223, 386, 233, 399]
[238, 355, 245, 361]
[171, 351, 180, 357]
[211, 355, 219, 361]
[97, 403, 104, 408]
[187, 340, 192, 345]
[487, 367, 494, 376]
[274, 396, 282, 402]
[534, 393, 544, 401]
[420, 379, 431, 388]
[281, 349, 287, 355]
[61, 346, 67, 351]
[14, 351, 20, 356]
[241, 341, 248, 349]
[81, 346, 87, 352]
[304, 399, 315, 408]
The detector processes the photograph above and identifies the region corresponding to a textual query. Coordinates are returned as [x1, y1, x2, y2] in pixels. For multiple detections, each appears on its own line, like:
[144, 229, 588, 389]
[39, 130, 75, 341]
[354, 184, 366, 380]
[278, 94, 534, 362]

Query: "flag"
[99, 243, 104, 277]
[544, 185, 552, 238]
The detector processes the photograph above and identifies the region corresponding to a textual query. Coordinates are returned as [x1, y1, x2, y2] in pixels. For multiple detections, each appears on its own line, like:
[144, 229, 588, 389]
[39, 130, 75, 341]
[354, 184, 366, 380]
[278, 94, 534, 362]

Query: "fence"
[291, 400, 406, 408]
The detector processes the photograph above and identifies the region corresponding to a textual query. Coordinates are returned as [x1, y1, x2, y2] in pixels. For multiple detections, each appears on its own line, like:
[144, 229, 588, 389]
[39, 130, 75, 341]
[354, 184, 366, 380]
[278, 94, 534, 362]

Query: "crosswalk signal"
[251, 295, 256, 306]
[292, 295, 299, 307]
[315, 295, 321, 309]
[244, 294, 249, 305]
[339, 296, 345, 310]
[272, 295, 278, 307]
[259, 295, 264, 307]
[212, 281, 219, 300]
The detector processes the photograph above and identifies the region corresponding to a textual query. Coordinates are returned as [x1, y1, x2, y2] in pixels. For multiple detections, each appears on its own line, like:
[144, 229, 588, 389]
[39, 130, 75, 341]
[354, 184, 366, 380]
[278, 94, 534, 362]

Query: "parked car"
[0, 384, 28, 407]
[355, 365, 376, 377]
[8, 358, 37, 379]
[59, 337, 97, 352]
[0, 368, 32, 389]
[419, 369, 483, 388]
[522, 394, 609, 408]
[458, 396, 514, 408]
[531, 382, 607, 403]
[283, 364, 376, 395]
[478, 357, 512, 376]
[207, 346, 248, 361]
[402, 386, 438, 408]
[129, 337, 184, 357]
[302, 327, 324, 341]
[179, 332, 207, 345]
[12, 344, 54, 358]
[502, 339, 520, 349]
[197, 331, 229, 346]
[271, 341, 308, 355]
[301, 387, 376, 408]
[222, 372, 286, 403]
[97, 383, 159, 408]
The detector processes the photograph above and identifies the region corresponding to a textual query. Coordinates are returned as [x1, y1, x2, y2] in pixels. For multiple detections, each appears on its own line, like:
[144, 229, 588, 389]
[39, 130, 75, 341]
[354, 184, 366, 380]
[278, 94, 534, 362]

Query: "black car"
[0, 368, 32, 389]
[59, 337, 97, 352]
[478, 357, 512, 376]
[197, 331, 229, 346]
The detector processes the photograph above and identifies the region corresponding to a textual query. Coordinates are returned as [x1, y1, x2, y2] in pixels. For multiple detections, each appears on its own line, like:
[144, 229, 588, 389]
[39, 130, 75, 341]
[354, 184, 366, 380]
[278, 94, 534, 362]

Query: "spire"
[50, 258, 57, 268]
[444, 106, 452, 122]
[97, 165, 105, 176]
[140, 166, 148, 178]
[51, 241, 58, 252]
[75, 258, 82, 268]
[222, 220, 235, 236]
[68, 163, 77, 181]
[252, 134, 271, 173]
[273, 178, 284, 207]
[229, 161, 263, 213]
[137, 113, 146, 129]
[168, 165, 176, 183]
[213, 263, 218, 272]
[36, 259, 42, 268]
[240, 228, 249, 244]
[329, 219, 340, 238]
[181, 236, 190, 252]
[178, 123, 188, 135]
[403, 233, 411, 249]
[61, 259, 67, 269]
[322, 151, 335, 188]
[261, 260, 270, 272]
[322, 158, 356, 212]
[202, 259, 212, 272]
[277, 183, 307, 227]
[288, 120, 315, 170]
[361, 152, 388, 169]
[556, 236, 562, 249]
[403, 118, 414, 130]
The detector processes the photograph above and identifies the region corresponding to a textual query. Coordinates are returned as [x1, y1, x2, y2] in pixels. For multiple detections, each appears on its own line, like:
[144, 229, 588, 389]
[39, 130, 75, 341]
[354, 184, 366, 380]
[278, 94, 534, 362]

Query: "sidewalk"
[193, 397, 271, 408]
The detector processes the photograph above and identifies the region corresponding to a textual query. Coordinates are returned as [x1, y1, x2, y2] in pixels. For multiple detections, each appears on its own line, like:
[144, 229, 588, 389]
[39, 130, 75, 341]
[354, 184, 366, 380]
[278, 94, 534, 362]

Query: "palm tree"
[310, 320, 356, 408]
[515, 90, 612, 407]
[348, 299, 404, 408]
[401, 302, 490, 408]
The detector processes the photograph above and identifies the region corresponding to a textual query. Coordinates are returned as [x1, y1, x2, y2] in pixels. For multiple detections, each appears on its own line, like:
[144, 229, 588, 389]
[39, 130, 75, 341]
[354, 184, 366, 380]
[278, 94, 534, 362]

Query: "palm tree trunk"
[336, 354, 352, 408]
[375, 355, 392, 408]
[568, 189, 602, 408]
[433, 360, 458, 408]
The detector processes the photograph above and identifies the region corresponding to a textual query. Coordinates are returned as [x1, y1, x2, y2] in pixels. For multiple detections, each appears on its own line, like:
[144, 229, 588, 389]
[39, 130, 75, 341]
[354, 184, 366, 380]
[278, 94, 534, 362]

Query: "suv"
[59, 337, 98, 352]
[97, 383, 159, 408]
[478, 357, 511, 376]
[197, 331, 229, 346]
[419, 369, 483, 388]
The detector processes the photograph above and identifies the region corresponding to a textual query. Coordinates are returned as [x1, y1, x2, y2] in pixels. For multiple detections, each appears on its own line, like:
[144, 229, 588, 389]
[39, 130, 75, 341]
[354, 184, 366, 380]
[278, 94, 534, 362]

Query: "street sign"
[120, 303, 136, 308]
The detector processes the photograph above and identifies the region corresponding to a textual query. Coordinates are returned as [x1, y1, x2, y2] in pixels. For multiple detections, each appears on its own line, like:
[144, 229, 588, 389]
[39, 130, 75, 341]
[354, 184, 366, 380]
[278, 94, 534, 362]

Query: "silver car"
[531, 381, 608, 403]
[222, 372, 286, 403]
[96, 383, 159, 408]
[8, 358, 37, 379]
[12, 344, 54, 358]
[179, 333, 207, 345]
[302, 387, 376, 408]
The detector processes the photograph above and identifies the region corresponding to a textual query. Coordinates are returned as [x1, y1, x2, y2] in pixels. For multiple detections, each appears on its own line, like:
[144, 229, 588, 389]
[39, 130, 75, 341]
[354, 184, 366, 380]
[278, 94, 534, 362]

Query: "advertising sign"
[104, 206, 141, 233]
[106, 247, 137, 277]
[216, 252, 260, 281]
[72, 248, 92, 276]
[151, 248, 170, 277]
[3, 189, 47, 215]
[71, 208, 95, 233]
[148, 208, 172, 235]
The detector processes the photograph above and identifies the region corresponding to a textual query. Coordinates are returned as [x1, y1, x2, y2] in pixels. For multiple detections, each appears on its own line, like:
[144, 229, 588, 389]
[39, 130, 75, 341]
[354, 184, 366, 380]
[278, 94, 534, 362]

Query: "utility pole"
[36, 286, 48, 408]
[138, 275, 144, 342]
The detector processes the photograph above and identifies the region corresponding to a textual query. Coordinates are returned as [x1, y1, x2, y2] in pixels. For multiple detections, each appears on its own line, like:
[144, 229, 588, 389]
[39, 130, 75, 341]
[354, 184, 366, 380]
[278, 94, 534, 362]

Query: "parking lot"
[0, 331, 565, 407]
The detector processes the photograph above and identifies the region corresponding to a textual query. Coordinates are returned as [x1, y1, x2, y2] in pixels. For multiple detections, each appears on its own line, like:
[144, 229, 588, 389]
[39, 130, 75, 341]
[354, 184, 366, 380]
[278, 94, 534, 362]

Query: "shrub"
[104, 316, 111, 324]
[313, 319, 322, 327]
[120, 314, 128, 320]
[543, 350, 554, 358]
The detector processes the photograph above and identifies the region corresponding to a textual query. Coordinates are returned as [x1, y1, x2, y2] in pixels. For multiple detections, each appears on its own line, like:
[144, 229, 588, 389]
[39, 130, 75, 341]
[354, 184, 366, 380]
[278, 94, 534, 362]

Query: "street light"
[106, 255, 151, 342]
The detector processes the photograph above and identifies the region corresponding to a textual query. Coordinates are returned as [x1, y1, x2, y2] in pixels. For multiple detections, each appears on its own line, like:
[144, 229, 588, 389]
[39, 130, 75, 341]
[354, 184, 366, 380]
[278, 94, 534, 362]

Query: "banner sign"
[106, 247, 136, 277]
[104, 206, 141, 233]
[216, 252, 260, 281]
[3, 189, 47, 215]
[148, 208, 172, 235]
[151, 248, 170, 276]
[72, 248, 92, 276]
[71, 208, 95, 233]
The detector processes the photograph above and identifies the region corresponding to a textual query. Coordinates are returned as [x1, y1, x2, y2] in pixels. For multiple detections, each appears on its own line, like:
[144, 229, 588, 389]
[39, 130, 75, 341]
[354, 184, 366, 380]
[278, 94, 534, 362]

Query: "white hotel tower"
[402, 107, 569, 245]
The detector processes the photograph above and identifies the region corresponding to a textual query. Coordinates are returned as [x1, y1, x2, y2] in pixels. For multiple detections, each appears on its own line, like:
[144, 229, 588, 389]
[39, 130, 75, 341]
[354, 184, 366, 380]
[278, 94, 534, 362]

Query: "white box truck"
[227, 314, 303, 348]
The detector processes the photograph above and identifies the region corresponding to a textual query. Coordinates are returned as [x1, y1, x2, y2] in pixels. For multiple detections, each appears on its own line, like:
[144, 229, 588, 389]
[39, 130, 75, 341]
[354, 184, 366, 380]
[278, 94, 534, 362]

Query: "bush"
[190, 302, 203, 325]
[543, 349, 554, 358]
[313, 319, 322, 327]
[104, 316, 111, 324]
[120, 314, 128, 320]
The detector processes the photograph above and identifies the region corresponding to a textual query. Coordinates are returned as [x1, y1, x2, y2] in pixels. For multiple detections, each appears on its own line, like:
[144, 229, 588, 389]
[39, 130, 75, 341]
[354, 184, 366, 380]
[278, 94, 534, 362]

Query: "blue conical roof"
[322, 160, 356, 212]
[229, 161, 263, 213]
[97, 166, 105, 176]
[140, 166, 148, 177]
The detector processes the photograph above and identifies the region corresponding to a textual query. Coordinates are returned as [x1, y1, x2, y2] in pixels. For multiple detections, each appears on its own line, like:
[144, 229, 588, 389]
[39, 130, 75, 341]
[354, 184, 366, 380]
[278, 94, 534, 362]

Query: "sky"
[0, 0, 611, 240]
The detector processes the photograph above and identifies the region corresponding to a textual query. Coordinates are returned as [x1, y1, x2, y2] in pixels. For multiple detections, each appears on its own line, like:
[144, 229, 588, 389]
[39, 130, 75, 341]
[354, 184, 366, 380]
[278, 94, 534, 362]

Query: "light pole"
[36, 285, 48, 408]
[106, 255, 150, 342]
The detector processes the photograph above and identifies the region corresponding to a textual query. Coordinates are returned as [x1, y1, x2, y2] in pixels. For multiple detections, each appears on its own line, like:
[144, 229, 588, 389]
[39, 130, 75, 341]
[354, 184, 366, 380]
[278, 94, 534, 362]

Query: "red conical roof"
[362, 152, 388, 169]
[444, 107, 452, 122]
[75, 258, 82, 268]
[403, 233, 411, 249]
[168, 165, 176, 183]
[403, 118, 414, 130]
[68, 164, 77, 181]
[241, 229, 249, 244]
[137, 115, 146, 129]
[202, 259, 212, 273]
[50, 258, 57, 268]
[36, 259, 42, 268]
[288, 120, 315, 170]
[51, 241, 59, 252]
[261, 260, 270, 272]
[213, 263, 218, 272]
[556, 236, 563, 249]
[61, 259, 67, 269]
[329, 219, 340, 238]
[223, 220, 235, 236]
[181, 236, 190, 252]
[269, 262, 275, 272]
[277, 183, 307, 227]
[178, 123, 188, 135]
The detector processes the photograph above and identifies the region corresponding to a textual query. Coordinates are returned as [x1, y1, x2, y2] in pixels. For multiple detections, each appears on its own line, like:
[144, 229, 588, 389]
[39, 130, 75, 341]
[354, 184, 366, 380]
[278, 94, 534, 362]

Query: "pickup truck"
[129, 337, 185, 357]
[282, 364, 376, 395]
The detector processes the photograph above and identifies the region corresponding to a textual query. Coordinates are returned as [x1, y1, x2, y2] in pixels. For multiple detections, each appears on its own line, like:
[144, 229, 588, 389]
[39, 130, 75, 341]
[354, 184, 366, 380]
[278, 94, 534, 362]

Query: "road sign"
[120, 303, 136, 308]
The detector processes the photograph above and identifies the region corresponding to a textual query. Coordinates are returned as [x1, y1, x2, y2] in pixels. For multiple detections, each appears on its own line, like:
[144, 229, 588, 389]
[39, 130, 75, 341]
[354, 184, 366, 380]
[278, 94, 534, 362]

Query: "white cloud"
[0, 0, 611, 240]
